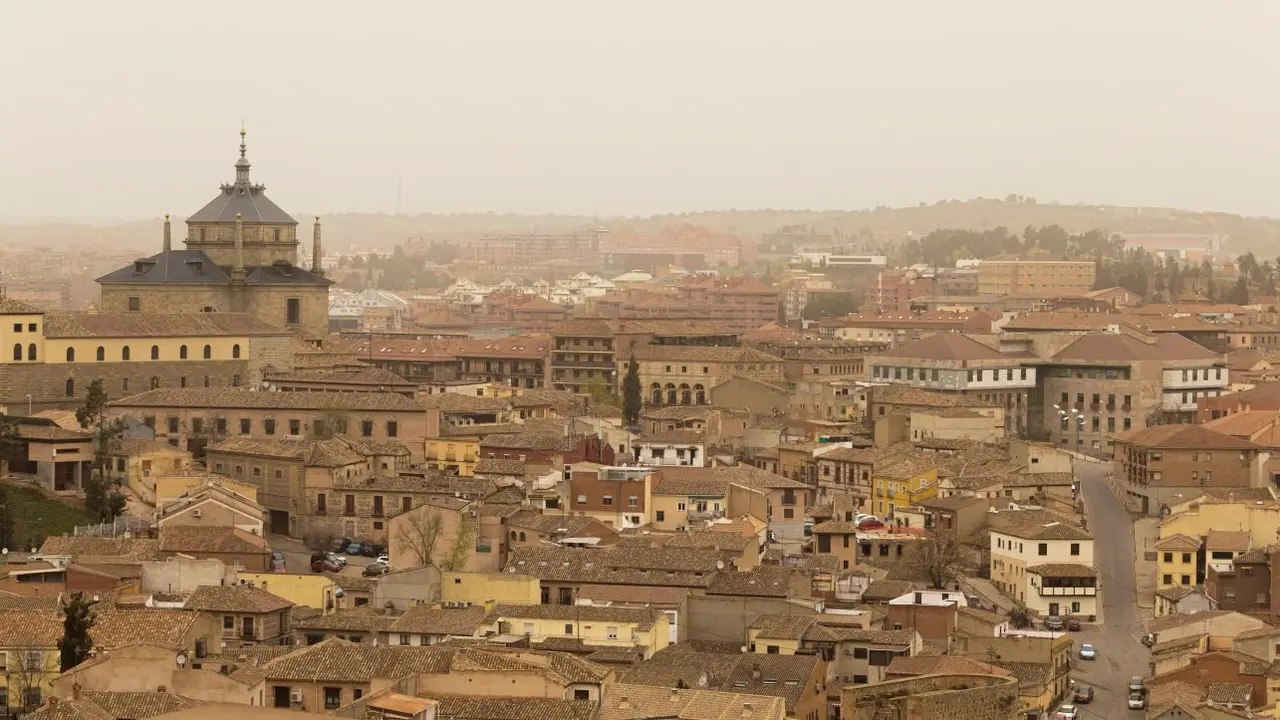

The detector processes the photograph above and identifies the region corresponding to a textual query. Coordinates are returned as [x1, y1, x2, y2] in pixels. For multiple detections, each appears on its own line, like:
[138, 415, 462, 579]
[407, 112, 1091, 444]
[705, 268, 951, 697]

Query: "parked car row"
[332, 537, 385, 558]
[309, 552, 348, 573]
[1058, 674, 1143, 716]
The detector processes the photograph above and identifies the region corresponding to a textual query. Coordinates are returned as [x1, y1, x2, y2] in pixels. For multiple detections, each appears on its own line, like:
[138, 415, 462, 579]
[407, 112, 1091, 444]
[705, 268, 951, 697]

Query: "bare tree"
[395, 510, 475, 571]
[7, 646, 51, 711]
[913, 531, 963, 589]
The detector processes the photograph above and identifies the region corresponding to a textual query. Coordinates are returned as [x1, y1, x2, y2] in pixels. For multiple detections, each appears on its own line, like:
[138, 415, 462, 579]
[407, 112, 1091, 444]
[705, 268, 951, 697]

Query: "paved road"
[267, 533, 376, 578]
[1066, 460, 1148, 719]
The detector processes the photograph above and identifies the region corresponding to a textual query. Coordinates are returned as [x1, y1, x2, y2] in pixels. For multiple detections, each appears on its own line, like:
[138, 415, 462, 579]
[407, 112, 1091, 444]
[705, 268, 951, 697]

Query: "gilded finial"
[238, 122, 247, 160]
[164, 213, 170, 220]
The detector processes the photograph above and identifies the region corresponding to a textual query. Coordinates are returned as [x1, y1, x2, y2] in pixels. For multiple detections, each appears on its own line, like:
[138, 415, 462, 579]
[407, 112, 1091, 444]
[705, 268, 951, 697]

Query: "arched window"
[65, 347, 75, 362]
[650, 383, 662, 405]
[694, 384, 706, 405]
[150, 345, 160, 360]
[12, 344, 21, 361]
[519, 532, 526, 542]
[96, 346, 105, 362]
[179, 345, 188, 360]
[665, 383, 677, 406]
[122, 346, 131, 361]
[203, 345, 212, 359]
[149, 376, 160, 390]
[679, 383, 692, 405]
[231, 374, 241, 387]
[510, 531, 517, 540]
[27, 344, 36, 361]
[232, 344, 241, 359]
[65, 379, 74, 397]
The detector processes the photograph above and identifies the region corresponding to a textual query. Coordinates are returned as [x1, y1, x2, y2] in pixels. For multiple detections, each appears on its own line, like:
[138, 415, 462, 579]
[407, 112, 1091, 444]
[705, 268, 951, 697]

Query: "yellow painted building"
[872, 460, 938, 518]
[107, 438, 193, 504]
[0, 619, 62, 712]
[154, 474, 259, 506]
[425, 436, 481, 477]
[484, 604, 670, 658]
[238, 572, 337, 613]
[1160, 497, 1280, 550]
[441, 571, 541, 608]
[1154, 534, 1202, 589]
[746, 628, 803, 655]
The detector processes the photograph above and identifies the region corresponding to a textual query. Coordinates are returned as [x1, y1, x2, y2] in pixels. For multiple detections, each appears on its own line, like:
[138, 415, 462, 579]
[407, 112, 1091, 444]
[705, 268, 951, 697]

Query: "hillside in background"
[5, 198, 1280, 256]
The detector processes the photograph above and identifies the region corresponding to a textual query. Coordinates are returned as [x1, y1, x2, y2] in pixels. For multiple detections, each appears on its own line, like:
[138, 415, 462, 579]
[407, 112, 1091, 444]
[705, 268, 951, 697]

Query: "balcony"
[1037, 586, 1097, 597]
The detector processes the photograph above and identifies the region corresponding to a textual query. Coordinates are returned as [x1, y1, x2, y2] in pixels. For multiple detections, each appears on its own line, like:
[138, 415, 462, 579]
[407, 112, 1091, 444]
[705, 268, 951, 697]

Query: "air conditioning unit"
[192, 508, 202, 518]
[290, 690, 304, 704]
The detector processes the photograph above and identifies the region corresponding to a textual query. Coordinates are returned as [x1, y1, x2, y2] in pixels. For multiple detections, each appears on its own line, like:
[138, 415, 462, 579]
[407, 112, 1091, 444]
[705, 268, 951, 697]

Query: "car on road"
[1072, 685, 1093, 703]
[1129, 677, 1147, 695]
[1066, 616, 1080, 631]
[1078, 643, 1096, 660]
[345, 542, 363, 556]
[270, 551, 286, 572]
[310, 554, 341, 573]
[1128, 692, 1146, 710]
[363, 561, 390, 577]
[1052, 705, 1078, 720]
[1044, 615, 1064, 631]
[326, 552, 347, 567]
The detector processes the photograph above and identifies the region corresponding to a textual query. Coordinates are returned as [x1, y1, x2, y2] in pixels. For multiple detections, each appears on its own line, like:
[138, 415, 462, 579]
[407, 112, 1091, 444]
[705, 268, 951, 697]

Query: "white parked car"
[1128, 693, 1146, 710]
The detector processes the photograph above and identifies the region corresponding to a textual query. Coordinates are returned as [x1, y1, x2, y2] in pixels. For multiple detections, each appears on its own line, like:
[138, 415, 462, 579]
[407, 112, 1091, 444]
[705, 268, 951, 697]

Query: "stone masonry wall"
[841, 674, 1020, 720]
[1, 359, 249, 411]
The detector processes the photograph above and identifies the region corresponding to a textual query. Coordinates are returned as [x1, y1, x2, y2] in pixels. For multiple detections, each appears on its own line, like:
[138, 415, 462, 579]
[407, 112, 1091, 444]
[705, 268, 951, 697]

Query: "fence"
[73, 516, 150, 537]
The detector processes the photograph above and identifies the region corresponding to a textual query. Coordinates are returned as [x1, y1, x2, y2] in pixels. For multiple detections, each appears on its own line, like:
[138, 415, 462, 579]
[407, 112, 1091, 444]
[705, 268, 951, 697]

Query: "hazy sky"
[3, 1, 1279, 221]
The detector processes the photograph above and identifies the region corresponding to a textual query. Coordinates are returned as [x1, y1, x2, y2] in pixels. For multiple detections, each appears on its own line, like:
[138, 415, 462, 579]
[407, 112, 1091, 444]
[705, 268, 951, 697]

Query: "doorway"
[273, 687, 290, 708]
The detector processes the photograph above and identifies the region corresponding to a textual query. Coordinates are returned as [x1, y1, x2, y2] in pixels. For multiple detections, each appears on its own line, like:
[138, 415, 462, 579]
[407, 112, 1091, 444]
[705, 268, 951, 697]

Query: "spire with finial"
[234, 123, 251, 185]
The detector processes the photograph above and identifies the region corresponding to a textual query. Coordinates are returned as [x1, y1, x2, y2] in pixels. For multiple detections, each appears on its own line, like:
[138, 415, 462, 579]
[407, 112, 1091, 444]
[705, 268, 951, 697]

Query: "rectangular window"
[361, 420, 374, 437]
[289, 419, 300, 435]
[656, 510, 665, 522]
[324, 688, 341, 710]
[128, 297, 141, 312]
[1038, 543, 1048, 556]
[239, 418, 251, 434]
[344, 495, 355, 515]
[602, 495, 613, 506]
[373, 496, 384, 516]
[386, 421, 398, 437]
[286, 298, 301, 326]
[167, 416, 179, 433]
[317, 493, 327, 513]
[402, 496, 412, 513]
[216, 418, 227, 434]
[263, 419, 276, 435]
[1070, 543, 1079, 556]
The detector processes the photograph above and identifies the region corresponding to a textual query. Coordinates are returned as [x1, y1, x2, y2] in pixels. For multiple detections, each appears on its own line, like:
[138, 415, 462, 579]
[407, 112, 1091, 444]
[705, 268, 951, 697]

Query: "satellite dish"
[715, 560, 725, 570]
[176, 654, 186, 667]
[740, 645, 748, 653]
[1, 548, 7, 555]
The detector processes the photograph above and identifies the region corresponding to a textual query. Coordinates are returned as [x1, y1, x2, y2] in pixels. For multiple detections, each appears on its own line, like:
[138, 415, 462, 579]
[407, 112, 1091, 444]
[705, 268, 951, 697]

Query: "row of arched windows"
[650, 382, 707, 405]
[46, 344, 241, 363]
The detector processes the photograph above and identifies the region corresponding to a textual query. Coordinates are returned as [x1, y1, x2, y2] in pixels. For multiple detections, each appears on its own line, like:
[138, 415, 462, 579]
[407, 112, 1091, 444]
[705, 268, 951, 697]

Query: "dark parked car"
[1066, 616, 1080, 631]
[363, 543, 386, 558]
[1073, 685, 1093, 703]
[310, 553, 340, 573]
[345, 542, 363, 555]
[363, 562, 390, 577]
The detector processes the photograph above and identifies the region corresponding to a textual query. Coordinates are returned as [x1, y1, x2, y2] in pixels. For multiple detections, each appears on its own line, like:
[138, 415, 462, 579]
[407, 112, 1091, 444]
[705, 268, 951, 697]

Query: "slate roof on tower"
[95, 251, 329, 287]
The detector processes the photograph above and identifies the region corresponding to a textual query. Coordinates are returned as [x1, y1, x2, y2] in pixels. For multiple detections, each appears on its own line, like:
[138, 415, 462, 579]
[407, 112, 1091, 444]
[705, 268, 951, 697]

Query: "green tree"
[58, 592, 96, 672]
[801, 292, 857, 321]
[622, 356, 642, 428]
[76, 380, 128, 523]
[0, 415, 22, 478]
[584, 377, 619, 409]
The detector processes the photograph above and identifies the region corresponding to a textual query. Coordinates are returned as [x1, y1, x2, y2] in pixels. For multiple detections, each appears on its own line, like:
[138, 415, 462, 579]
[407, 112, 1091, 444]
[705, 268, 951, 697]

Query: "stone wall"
[100, 283, 329, 340]
[840, 674, 1020, 720]
[0, 358, 248, 411]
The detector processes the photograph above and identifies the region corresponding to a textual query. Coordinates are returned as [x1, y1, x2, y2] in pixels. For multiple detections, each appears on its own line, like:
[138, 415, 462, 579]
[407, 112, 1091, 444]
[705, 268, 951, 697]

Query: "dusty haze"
[2, 1, 1279, 221]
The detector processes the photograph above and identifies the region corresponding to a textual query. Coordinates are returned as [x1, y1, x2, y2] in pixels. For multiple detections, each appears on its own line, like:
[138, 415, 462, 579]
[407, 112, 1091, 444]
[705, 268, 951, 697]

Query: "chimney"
[751, 663, 761, 680]
[72, 683, 82, 700]
[162, 214, 171, 253]
[312, 217, 325, 276]
[669, 688, 680, 702]
[742, 704, 753, 718]
[48, 698, 58, 710]
[617, 697, 631, 710]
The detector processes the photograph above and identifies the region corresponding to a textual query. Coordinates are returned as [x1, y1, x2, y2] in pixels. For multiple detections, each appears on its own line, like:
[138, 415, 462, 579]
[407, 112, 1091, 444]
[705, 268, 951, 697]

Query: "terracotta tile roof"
[1147, 609, 1235, 633]
[1112, 423, 1257, 450]
[1051, 329, 1223, 362]
[869, 385, 1000, 409]
[43, 312, 287, 338]
[263, 638, 452, 683]
[747, 614, 815, 640]
[92, 609, 200, 649]
[861, 580, 916, 602]
[637, 429, 705, 444]
[989, 508, 1092, 541]
[506, 510, 605, 536]
[388, 605, 488, 636]
[184, 585, 293, 613]
[631, 345, 783, 364]
[1154, 585, 1203, 602]
[434, 695, 597, 720]
[16, 421, 94, 441]
[25, 700, 114, 720]
[109, 388, 424, 412]
[1005, 472, 1074, 487]
[159, 525, 267, 555]
[0, 608, 64, 646]
[1206, 530, 1252, 552]
[652, 472, 729, 497]
[874, 333, 1009, 362]
[658, 465, 808, 491]
[266, 366, 413, 387]
[485, 603, 663, 631]
[39, 536, 159, 561]
[1203, 410, 1280, 438]
[642, 406, 715, 421]
[601, 684, 787, 720]
[621, 649, 819, 713]
[885, 655, 1011, 678]
[480, 432, 579, 452]
[80, 691, 202, 719]
[483, 485, 527, 505]
[474, 457, 528, 476]
[0, 297, 45, 315]
[205, 434, 408, 468]
[574, 585, 691, 607]
[421, 394, 512, 414]
[1155, 534, 1204, 551]
[294, 606, 401, 633]
[1146, 681, 1208, 717]
[552, 318, 616, 337]
[504, 545, 719, 588]
[707, 567, 799, 598]
[989, 660, 1053, 688]
[1026, 564, 1097, 578]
